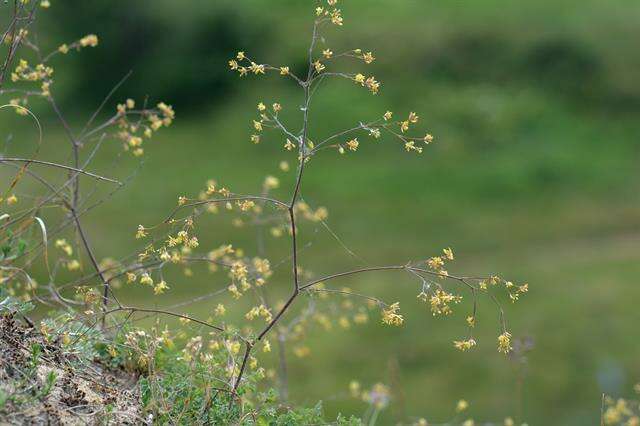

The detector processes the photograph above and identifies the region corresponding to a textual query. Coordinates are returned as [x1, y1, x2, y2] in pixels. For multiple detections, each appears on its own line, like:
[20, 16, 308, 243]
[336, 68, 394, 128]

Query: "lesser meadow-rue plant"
[0, 0, 530, 423]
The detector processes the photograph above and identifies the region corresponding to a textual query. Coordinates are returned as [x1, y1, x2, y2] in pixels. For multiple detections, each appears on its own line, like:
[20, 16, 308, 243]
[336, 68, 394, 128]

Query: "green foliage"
[1, 308, 360, 424]
[0, 295, 33, 315]
[0, 230, 27, 262]
[132, 334, 361, 424]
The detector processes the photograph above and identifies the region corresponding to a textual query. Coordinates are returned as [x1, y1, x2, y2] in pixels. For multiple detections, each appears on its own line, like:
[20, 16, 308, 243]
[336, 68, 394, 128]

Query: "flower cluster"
[426, 288, 462, 316]
[315, 0, 344, 26]
[602, 386, 640, 426]
[293, 201, 329, 223]
[2, 28, 28, 46]
[2, 28, 104, 120]
[245, 304, 273, 323]
[478, 275, 529, 302]
[57, 34, 99, 55]
[426, 246, 454, 275]
[228, 51, 268, 77]
[54, 239, 81, 272]
[114, 100, 175, 156]
[353, 73, 380, 94]
[249, 101, 284, 144]
[497, 331, 512, 354]
[453, 338, 477, 352]
[11, 59, 53, 98]
[381, 302, 404, 326]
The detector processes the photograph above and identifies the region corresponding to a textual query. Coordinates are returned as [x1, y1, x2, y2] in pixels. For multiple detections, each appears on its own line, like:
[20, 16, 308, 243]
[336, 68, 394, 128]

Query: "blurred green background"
[3, 0, 640, 424]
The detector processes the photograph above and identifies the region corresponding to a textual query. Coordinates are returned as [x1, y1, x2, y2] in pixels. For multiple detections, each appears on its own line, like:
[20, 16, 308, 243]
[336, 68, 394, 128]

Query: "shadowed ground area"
[0, 315, 141, 424]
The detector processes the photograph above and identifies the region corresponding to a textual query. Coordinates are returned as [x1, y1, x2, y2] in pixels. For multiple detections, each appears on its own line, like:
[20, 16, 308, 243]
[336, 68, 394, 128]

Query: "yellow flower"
[322, 49, 333, 58]
[140, 273, 153, 286]
[427, 256, 445, 270]
[349, 380, 361, 397]
[106, 345, 118, 357]
[249, 356, 258, 369]
[257, 102, 266, 111]
[58, 44, 69, 54]
[135, 225, 147, 239]
[404, 141, 422, 153]
[263, 175, 279, 189]
[383, 111, 393, 121]
[453, 338, 476, 352]
[284, 139, 296, 150]
[79, 34, 98, 47]
[236, 51, 245, 60]
[365, 76, 380, 94]
[214, 304, 226, 316]
[6, 194, 18, 205]
[330, 8, 343, 25]
[154, 280, 169, 295]
[249, 62, 265, 74]
[280, 66, 290, 75]
[157, 102, 175, 120]
[428, 289, 462, 316]
[226, 340, 241, 354]
[456, 399, 469, 413]
[128, 136, 142, 147]
[497, 332, 512, 354]
[381, 302, 403, 326]
[66, 259, 80, 271]
[363, 51, 375, 64]
[443, 247, 454, 260]
[346, 138, 359, 151]
[228, 284, 242, 299]
[55, 239, 73, 256]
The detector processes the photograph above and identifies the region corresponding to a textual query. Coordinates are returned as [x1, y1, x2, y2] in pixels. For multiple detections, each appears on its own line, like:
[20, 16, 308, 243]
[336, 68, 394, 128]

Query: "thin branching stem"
[0, 157, 121, 184]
